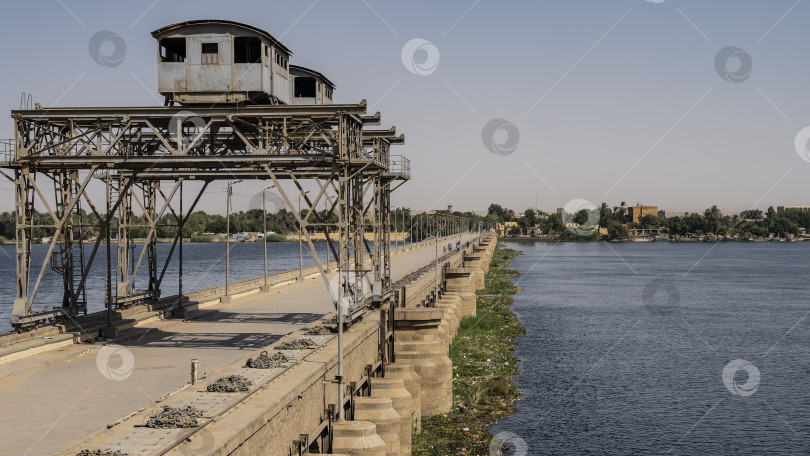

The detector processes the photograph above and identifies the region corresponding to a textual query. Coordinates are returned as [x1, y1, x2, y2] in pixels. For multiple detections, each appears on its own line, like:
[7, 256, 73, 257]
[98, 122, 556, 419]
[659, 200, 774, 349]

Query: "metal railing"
[0, 139, 14, 163]
[389, 155, 410, 179]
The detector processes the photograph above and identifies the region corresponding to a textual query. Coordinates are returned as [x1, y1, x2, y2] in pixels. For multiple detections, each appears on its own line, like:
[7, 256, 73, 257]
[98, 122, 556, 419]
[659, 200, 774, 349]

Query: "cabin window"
[234, 37, 261, 63]
[159, 38, 186, 63]
[294, 77, 316, 98]
[325, 86, 332, 99]
[275, 53, 288, 70]
[201, 43, 218, 64]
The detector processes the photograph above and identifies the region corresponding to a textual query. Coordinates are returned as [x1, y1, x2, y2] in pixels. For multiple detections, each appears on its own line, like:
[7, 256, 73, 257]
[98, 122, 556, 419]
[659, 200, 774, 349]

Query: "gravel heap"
[76, 451, 131, 456]
[245, 351, 289, 369]
[144, 405, 204, 429]
[304, 326, 335, 336]
[391, 251, 456, 289]
[275, 338, 318, 350]
[206, 375, 252, 393]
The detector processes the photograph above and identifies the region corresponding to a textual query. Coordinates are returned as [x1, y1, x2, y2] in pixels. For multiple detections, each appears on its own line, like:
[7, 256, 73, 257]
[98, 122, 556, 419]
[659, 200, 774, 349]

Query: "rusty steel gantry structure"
[3, 101, 408, 331]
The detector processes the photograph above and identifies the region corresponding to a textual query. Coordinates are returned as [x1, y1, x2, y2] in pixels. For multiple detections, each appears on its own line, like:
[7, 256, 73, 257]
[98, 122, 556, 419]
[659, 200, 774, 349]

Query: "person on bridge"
[443, 245, 447, 254]
[456, 240, 461, 250]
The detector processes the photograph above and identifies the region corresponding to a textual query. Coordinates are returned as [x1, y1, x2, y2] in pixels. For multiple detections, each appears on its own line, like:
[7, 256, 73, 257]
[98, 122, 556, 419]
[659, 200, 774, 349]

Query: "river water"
[492, 241, 810, 455]
[0, 240, 413, 333]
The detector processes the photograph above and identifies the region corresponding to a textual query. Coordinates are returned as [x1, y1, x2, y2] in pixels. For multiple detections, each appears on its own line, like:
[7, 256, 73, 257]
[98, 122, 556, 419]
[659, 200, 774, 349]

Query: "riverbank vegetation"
[413, 245, 524, 455]
[0, 207, 488, 244]
[487, 203, 810, 241]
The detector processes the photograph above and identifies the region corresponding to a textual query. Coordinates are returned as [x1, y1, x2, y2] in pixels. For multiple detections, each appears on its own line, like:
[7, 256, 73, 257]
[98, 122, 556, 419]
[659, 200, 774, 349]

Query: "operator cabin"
[152, 20, 335, 106]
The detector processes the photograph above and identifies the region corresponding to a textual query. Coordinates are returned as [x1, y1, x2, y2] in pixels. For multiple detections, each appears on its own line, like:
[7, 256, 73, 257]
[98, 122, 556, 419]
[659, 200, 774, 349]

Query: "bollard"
[190, 359, 199, 385]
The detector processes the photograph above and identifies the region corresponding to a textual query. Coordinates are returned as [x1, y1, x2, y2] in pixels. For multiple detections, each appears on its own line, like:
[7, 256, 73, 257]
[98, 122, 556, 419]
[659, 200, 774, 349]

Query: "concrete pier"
[370, 378, 413, 455]
[445, 268, 476, 317]
[332, 420, 387, 456]
[383, 362, 422, 432]
[354, 397, 401, 456]
[393, 308, 453, 416]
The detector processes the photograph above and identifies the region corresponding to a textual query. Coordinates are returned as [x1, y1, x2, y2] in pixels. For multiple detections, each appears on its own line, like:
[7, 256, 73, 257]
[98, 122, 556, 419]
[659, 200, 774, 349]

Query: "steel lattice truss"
[4, 101, 409, 331]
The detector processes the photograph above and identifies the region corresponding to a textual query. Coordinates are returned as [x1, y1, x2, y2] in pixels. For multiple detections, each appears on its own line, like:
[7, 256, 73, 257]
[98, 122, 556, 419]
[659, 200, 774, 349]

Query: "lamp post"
[324, 195, 329, 272]
[410, 212, 413, 251]
[262, 185, 275, 291]
[434, 212, 439, 299]
[298, 190, 310, 278]
[225, 179, 242, 302]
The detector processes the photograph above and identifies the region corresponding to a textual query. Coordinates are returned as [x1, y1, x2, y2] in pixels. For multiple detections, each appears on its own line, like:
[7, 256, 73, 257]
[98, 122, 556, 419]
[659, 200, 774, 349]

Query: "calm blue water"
[0, 240, 413, 333]
[492, 241, 810, 455]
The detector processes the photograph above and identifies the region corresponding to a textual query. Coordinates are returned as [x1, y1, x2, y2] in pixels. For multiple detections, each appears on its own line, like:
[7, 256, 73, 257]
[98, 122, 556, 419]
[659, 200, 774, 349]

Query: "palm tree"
[704, 205, 721, 222]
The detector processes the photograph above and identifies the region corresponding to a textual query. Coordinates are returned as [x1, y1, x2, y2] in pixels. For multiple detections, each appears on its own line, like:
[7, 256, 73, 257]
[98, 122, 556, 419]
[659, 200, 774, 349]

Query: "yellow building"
[498, 221, 519, 236]
[628, 203, 658, 224]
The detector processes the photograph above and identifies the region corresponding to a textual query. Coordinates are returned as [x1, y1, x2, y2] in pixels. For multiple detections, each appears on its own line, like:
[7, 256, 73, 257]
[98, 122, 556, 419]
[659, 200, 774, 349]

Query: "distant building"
[498, 221, 519, 236]
[777, 206, 810, 215]
[527, 226, 542, 236]
[628, 203, 658, 224]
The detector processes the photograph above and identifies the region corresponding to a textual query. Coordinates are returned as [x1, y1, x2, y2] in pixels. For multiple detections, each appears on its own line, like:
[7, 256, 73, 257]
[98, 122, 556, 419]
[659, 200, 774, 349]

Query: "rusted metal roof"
[151, 19, 293, 55]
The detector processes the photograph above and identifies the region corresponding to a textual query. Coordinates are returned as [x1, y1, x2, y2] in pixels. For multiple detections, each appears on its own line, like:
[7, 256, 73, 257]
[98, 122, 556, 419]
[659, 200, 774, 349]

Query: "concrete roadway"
[0, 234, 475, 456]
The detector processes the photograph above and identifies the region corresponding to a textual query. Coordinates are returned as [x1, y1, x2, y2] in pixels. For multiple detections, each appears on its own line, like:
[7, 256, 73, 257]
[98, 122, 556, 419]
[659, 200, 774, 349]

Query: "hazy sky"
[1, 0, 809, 215]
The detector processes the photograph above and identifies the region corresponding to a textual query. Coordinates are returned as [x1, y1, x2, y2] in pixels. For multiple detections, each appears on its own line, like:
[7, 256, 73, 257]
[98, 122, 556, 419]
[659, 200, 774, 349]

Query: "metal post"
[434, 213, 439, 300]
[105, 172, 112, 327]
[226, 182, 230, 298]
[179, 182, 183, 298]
[263, 188, 268, 289]
[298, 191, 309, 278]
[299, 194, 302, 278]
[225, 180, 241, 300]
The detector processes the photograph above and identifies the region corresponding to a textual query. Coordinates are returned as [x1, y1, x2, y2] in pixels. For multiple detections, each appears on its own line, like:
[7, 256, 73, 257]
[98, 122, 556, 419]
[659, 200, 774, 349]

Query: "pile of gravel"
[304, 326, 334, 336]
[76, 451, 131, 456]
[206, 375, 252, 393]
[275, 338, 318, 350]
[245, 351, 288, 369]
[144, 405, 204, 429]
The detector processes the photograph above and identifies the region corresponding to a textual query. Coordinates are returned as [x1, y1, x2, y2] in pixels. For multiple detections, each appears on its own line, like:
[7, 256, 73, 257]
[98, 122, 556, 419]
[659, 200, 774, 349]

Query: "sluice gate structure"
[0, 19, 500, 456]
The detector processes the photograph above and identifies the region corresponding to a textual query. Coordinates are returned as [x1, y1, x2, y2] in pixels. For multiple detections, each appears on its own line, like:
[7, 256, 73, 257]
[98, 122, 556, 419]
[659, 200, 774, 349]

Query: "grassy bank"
[413, 244, 524, 455]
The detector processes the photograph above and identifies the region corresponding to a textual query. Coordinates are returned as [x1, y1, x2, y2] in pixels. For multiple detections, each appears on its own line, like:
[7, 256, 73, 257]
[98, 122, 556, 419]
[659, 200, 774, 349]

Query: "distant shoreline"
[499, 236, 807, 243]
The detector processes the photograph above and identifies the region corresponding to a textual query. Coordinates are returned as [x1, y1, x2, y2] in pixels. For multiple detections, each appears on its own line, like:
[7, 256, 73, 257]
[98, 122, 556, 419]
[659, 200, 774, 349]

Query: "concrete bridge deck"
[0, 235, 476, 456]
